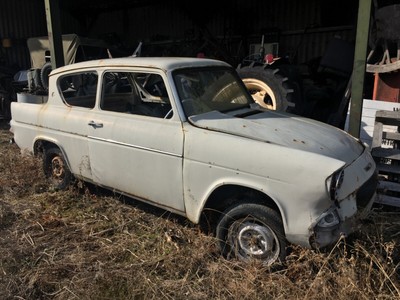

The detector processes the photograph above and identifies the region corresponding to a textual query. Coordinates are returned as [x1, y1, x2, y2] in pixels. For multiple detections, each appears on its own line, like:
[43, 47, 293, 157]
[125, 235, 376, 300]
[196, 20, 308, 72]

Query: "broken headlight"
[316, 207, 340, 228]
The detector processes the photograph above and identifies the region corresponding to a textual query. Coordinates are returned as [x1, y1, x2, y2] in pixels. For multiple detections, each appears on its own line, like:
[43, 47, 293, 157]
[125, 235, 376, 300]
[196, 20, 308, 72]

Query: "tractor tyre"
[237, 65, 297, 112]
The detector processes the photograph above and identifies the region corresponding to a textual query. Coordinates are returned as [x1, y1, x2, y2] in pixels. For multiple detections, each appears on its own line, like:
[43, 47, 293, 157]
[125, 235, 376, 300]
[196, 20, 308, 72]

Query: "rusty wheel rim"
[51, 156, 66, 184]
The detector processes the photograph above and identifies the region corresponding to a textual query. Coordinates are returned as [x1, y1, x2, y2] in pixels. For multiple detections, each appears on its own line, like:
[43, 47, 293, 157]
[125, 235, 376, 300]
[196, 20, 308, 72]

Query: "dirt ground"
[0, 119, 399, 299]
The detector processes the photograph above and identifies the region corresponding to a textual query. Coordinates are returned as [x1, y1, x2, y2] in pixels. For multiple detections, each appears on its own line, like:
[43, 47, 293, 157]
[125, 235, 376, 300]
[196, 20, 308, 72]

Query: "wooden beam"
[44, 0, 64, 68]
[348, 0, 372, 138]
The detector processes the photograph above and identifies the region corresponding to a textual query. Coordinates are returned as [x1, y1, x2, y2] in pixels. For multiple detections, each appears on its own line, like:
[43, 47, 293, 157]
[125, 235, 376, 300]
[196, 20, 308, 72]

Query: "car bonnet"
[189, 109, 364, 164]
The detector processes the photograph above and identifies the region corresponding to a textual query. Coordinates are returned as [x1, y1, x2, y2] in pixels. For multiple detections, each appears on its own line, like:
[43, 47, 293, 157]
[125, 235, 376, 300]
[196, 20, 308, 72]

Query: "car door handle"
[88, 121, 104, 128]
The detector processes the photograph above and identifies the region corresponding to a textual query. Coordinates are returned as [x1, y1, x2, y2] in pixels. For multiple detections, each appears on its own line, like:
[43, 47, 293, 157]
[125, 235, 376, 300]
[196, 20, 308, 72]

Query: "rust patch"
[293, 139, 306, 144]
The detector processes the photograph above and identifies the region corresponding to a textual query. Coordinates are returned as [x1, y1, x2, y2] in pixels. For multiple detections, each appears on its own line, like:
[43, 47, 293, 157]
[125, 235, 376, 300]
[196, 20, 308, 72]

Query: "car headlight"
[317, 207, 340, 228]
[328, 169, 344, 201]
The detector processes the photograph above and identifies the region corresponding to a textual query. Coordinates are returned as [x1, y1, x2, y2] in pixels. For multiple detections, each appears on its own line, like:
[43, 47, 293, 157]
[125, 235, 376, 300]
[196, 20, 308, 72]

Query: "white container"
[17, 93, 48, 104]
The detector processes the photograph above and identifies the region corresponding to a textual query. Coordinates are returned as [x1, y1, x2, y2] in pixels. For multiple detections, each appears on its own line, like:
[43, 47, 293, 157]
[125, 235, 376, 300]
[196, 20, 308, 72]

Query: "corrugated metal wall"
[88, 0, 357, 65]
[0, 0, 47, 69]
[0, 0, 81, 71]
[0, 0, 357, 70]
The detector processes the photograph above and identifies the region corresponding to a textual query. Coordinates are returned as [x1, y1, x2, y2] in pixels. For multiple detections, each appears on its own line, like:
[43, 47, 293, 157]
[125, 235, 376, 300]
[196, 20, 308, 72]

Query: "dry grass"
[0, 120, 399, 300]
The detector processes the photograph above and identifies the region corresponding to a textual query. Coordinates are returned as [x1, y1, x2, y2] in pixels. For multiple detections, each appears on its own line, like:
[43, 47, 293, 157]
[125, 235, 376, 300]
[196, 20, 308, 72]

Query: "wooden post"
[348, 0, 372, 138]
[44, 0, 64, 68]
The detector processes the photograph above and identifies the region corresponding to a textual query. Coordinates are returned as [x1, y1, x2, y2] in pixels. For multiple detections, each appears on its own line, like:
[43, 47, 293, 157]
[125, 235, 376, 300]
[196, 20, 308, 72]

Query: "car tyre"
[40, 62, 52, 90]
[43, 147, 73, 190]
[216, 202, 286, 266]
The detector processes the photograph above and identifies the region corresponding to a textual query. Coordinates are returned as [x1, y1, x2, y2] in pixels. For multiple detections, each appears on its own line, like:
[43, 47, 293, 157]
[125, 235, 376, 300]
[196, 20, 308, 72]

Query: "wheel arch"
[198, 184, 287, 234]
[33, 137, 72, 170]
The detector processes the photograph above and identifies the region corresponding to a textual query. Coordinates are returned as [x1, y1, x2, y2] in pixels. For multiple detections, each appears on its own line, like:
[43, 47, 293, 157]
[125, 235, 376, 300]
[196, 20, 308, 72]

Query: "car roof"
[50, 57, 231, 76]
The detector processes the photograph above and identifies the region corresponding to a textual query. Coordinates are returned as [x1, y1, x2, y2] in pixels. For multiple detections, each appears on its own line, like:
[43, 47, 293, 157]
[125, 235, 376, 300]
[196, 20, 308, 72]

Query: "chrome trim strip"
[88, 135, 182, 157]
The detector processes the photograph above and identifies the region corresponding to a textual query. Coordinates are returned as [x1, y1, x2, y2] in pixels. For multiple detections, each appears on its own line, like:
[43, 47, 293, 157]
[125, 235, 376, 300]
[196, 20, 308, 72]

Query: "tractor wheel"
[237, 65, 296, 112]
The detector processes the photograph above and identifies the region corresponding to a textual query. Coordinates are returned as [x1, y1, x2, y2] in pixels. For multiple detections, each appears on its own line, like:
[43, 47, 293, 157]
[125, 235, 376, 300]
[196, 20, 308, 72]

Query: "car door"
[49, 70, 99, 181]
[87, 69, 185, 212]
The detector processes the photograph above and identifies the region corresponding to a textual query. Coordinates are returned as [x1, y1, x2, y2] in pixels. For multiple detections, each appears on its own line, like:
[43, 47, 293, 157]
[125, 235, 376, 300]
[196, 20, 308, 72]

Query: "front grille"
[356, 171, 378, 208]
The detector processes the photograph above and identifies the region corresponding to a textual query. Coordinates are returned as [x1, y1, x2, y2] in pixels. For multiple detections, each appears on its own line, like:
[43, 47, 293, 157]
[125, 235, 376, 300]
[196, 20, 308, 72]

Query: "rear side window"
[58, 72, 98, 108]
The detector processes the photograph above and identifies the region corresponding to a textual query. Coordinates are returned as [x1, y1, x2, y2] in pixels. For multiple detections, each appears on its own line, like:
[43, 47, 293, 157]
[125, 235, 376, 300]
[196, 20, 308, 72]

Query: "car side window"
[100, 71, 173, 119]
[58, 72, 98, 108]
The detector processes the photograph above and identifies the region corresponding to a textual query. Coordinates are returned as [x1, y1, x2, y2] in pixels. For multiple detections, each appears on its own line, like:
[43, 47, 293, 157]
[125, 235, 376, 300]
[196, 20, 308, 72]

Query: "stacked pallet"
[371, 110, 400, 207]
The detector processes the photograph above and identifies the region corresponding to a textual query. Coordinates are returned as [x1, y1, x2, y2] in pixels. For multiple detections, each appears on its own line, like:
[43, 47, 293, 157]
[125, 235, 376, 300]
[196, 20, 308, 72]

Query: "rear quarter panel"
[11, 100, 94, 180]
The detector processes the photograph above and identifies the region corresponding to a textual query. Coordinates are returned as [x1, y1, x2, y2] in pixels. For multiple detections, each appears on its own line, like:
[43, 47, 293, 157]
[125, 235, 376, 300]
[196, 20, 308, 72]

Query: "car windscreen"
[173, 67, 253, 117]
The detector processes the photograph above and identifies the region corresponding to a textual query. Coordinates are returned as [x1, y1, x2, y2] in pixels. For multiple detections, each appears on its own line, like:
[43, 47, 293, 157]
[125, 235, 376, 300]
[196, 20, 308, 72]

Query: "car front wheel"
[216, 202, 286, 266]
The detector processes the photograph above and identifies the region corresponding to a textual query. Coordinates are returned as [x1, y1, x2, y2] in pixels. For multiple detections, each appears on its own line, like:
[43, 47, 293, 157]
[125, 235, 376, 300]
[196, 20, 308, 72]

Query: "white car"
[10, 57, 377, 266]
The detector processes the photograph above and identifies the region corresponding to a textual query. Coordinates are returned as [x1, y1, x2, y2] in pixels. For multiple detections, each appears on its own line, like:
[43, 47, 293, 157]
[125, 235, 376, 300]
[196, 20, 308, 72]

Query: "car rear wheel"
[43, 147, 73, 190]
[216, 202, 286, 266]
